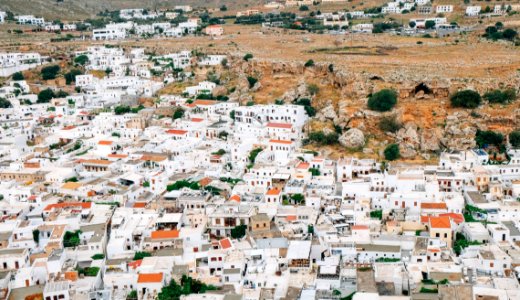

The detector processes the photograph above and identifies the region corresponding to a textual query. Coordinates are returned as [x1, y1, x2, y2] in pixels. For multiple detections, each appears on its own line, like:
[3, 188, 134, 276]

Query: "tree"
[502, 28, 518, 41]
[425, 20, 436, 29]
[409, 21, 416, 28]
[367, 89, 397, 112]
[230, 110, 235, 120]
[231, 225, 247, 239]
[475, 130, 503, 148]
[450, 90, 481, 108]
[74, 54, 89, 66]
[32, 229, 40, 245]
[384, 144, 400, 161]
[41, 65, 60, 80]
[291, 193, 305, 204]
[133, 251, 152, 260]
[246, 76, 258, 88]
[243, 53, 253, 61]
[509, 130, 520, 148]
[63, 230, 81, 247]
[37, 89, 55, 103]
[308, 225, 314, 234]
[91, 253, 105, 260]
[173, 107, 185, 120]
[304, 59, 315, 67]
[220, 5, 227, 11]
[114, 105, 131, 115]
[12, 72, 24, 81]
[295, 98, 316, 116]
[65, 69, 82, 85]
[248, 148, 263, 164]
[370, 210, 383, 220]
[158, 275, 217, 300]
[221, 58, 228, 68]
[299, 5, 309, 11]
[0, 97, 12, 108]
[127, 290, 137, 300]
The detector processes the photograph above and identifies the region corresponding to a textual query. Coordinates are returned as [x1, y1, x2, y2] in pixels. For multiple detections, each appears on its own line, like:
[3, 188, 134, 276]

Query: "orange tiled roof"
[151, 230, 179, 240]
[421, 202, 447, 210]
[286, 215, 297, 221]
[266, 122, 292, 129]
[193, 100, 217, 106]
[137, 273, 163, 283]
[166, 129, 188, 135]
[352, 225, 369, 230]
[133, 202, 147, 208]
[229, 195, 241, 202]
[140, 155, 167, 162]
[429, 216, 451, 229]
[220, 238, 232, 249]
[266, 188, 281, 196]
[421, 215, 430, 223]
[191, 118, 204, 122]
[108, 154, 128, 158]
[269, 139, 292, 145]
[98, 140, 113, 145]
[44, 202, 92, 212]
[77, 159, 112, 165]
[296, 162, 310, 169]
[440, 213, 465, 224]
[198, 177, 212, 186]
[128, 259, 143, 269]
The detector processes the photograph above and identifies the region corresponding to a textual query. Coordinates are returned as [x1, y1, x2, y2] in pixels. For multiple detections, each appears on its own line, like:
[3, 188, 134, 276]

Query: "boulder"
[339, 128, 365, 148]
[317, 104, 337, 122]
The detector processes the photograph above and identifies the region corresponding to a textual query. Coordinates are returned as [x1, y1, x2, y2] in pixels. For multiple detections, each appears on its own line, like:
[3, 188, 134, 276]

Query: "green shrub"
[370, 210, 383, 220]
[246, 76, 258, 88]
[41, 65, 60, 80]
[231, 225, 247, 239]
[173, 107, 185, 120]
[510, 130, 520, 148]
[133, 251, 152, 260]
[367, 89, 397, 112]
[475, 129, 504, 148]
[379, 115, 402, 133]
[450, 90, 481, 108]
[483, 89, 516, 104]
[12, 72, 24, 81]
[37, 89, 55, 103]
[384, 144, 400, 161]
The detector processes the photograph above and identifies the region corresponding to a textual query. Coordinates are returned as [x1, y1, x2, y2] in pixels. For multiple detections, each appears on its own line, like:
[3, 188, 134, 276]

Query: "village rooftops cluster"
[0, 34, 519, 300]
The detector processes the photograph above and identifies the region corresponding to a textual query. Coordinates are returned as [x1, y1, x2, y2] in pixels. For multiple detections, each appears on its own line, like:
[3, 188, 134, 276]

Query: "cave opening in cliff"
[414, 83, 432, 95]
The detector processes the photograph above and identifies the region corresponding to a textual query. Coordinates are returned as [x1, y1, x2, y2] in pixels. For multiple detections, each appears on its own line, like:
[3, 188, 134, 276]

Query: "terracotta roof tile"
[266, 122, 292, 129]
[220, 238, 232, 249]
[151, 230, 179, 240]
[166, 129, 188, 135]
[44, 202, 92, 212]
[137, 273, 163, 283]
[269, 139, 292, 145]
[266, 188, 281, 196]
[429, 216, 451, 229]
[421, 202, 448, 210]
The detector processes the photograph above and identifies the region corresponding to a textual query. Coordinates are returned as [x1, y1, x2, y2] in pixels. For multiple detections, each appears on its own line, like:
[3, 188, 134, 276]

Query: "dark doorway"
[414, 83, 432, 95]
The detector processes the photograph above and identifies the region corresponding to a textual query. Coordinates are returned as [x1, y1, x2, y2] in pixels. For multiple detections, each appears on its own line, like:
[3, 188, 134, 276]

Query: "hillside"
[0, 0, 257, 21]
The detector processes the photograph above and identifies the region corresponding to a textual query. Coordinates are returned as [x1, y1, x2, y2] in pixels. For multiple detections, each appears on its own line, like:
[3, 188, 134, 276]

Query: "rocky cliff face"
[226, 55, 520, 159]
